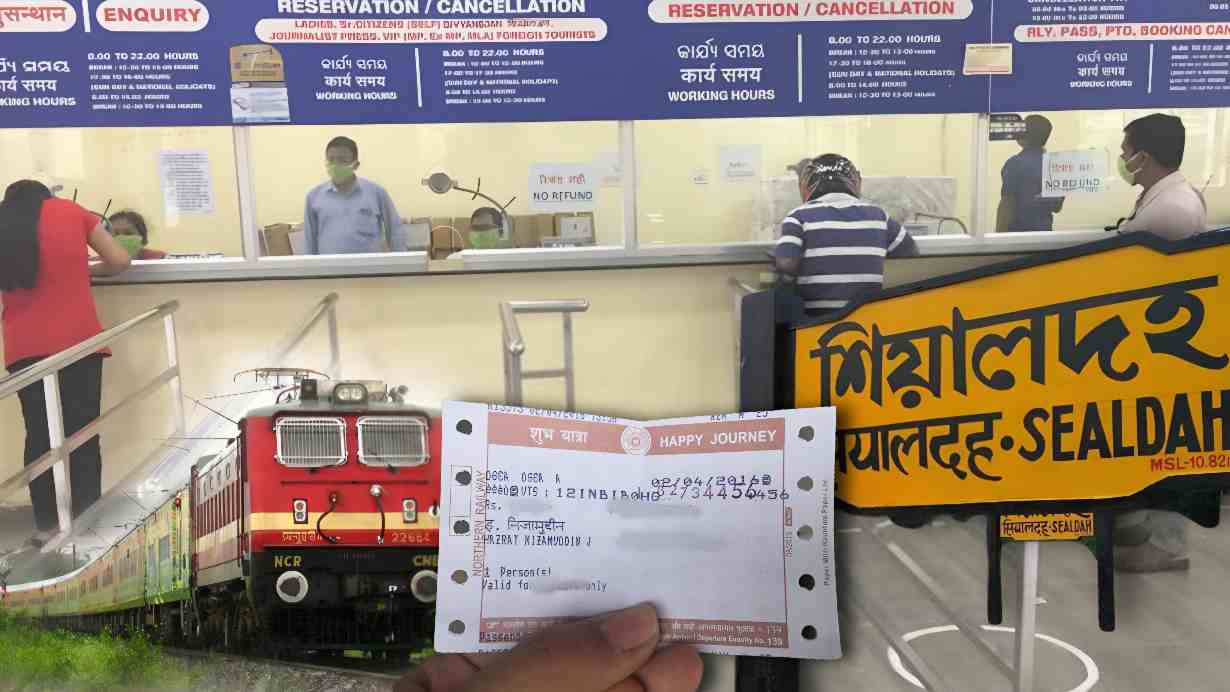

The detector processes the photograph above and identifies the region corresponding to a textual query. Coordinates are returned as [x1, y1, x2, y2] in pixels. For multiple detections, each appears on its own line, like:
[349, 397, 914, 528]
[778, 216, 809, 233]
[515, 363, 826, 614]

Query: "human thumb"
[463, 603, 662, 692]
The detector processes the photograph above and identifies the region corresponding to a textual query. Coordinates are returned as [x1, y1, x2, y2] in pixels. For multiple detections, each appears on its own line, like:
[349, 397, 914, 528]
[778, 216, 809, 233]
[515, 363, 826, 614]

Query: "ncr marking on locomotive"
[273, 555, 303, 568]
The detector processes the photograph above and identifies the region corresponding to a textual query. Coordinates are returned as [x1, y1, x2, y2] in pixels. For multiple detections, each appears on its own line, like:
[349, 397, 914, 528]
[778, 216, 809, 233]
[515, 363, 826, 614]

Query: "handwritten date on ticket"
[435, 402, 841, 660]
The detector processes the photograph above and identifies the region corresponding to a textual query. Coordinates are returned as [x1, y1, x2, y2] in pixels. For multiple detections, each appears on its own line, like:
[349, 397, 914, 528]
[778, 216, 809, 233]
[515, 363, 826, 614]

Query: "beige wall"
[249, 121, 626, 247]
[0, 126, 243, 256]
[636, 114, 976, 244]
[6, 109, 1227, 260]
[0, 255, 1006, 507]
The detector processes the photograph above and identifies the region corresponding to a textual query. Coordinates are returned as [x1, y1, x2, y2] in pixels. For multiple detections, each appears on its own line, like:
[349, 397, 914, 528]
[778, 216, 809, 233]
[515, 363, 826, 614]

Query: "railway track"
[163, 645, 412, 687]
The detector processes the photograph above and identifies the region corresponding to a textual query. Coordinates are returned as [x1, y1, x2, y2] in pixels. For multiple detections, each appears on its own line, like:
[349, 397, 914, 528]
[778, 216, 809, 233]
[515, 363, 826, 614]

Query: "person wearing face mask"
[108, 210, 166, 260]
[1105, 115, 1206, 574]
[303, 136, 407, 255]
[774, 154, 918, 315]
[1111, 113, 1207, 241]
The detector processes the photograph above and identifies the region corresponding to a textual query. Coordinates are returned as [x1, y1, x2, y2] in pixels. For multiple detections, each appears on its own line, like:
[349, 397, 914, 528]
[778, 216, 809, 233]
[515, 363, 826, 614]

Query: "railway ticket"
[435, 402, 840, 660]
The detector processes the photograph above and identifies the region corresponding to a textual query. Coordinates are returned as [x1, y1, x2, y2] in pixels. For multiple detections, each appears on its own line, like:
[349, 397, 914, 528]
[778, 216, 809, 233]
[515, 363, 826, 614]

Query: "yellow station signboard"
[792, 234, 1230, 512]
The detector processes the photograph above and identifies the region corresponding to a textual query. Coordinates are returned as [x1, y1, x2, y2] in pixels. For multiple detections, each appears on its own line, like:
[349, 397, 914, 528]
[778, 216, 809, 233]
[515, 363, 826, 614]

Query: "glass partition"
[248, 121, 623, 258]
[984, 108, 1230, 233]
[0, 126, 244, 258]
[634, 114, 978, 246]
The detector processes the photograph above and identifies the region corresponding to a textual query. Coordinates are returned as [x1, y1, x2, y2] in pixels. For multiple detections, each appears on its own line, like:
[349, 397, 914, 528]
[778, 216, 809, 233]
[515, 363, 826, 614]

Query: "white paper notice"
[436, 402, 841, 660]
[1042, 149, 1108, 197]
[158, 150, 214, 217]
[529, 163, 598, 213]
[719, 145, 761, 182]
[230, 85, 291, 124]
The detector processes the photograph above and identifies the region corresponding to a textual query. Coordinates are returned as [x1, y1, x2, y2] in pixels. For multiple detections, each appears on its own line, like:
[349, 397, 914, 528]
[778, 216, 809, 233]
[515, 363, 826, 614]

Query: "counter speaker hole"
[799, 574, 815, 591]
[455, 470, 472, 486]
[797, 525, 814, 540]
[449, 620, 466, 635]
[452, 570, 468, 585]
[798, 426, 815, 441]
[457, 420, 473, 435]
[802, 625, 817, 640]
[797, 476, 814, 491]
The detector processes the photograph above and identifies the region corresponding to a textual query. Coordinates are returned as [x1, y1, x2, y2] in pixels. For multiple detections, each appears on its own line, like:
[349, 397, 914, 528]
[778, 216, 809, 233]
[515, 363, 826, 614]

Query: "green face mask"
[115, 234, 143, 259]
[326, 162, 355, 182]
[1117, 152, 1143, 185]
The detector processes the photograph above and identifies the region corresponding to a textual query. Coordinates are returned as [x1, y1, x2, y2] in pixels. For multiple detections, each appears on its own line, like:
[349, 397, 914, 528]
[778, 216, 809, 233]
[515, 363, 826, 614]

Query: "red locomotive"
[3, 372, 442, 656]
[192, 375, 442, 652]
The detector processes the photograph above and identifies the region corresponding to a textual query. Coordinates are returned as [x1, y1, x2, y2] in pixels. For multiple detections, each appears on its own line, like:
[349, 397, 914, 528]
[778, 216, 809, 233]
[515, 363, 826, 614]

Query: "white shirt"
[1118, 171, 1207, 241]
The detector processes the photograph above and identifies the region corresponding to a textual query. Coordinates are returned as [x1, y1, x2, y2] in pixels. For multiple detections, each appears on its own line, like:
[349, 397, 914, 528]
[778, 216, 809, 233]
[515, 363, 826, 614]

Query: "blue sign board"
[990, 1, 1230, 111]
[0, 1, 1226, 128]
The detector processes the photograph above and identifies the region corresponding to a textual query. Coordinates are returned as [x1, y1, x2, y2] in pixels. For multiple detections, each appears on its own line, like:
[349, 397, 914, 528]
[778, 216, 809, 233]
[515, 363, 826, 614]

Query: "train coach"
[2, 376, 442, 654]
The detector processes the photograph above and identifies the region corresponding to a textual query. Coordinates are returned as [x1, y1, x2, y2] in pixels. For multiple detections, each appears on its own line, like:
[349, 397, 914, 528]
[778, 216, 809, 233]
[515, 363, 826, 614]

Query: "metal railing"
[36, 292, 341, 557]
[0, 301, 184, 540]
[500, 300, 589, 411]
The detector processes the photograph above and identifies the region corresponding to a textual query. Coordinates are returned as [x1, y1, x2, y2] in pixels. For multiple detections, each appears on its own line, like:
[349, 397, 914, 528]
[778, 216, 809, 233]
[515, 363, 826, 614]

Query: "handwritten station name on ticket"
[435, 402, 841, 660]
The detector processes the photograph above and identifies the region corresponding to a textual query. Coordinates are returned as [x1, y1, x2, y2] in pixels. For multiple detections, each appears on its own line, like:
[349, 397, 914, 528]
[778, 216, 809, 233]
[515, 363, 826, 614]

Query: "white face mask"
[1118, 151, 1144, 185]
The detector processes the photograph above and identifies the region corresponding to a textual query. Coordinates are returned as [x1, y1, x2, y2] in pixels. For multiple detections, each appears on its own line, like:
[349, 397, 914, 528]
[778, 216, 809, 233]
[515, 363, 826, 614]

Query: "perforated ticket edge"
[434, 402, 840, 660]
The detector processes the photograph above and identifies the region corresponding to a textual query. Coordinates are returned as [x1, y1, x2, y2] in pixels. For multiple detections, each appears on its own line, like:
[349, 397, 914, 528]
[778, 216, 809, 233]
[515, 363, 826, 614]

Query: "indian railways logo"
[621, 426, 652, 456]
[793, 236, 1230, 509]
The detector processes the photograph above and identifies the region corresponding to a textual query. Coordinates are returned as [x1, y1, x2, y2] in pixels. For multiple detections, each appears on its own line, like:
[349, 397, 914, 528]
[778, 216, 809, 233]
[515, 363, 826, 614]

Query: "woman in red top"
[0, 180, 131, 546]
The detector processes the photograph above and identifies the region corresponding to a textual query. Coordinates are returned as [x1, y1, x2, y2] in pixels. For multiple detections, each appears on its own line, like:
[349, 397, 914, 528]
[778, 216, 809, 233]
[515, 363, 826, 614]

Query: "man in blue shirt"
[996, 115, 1064, 232]
[774, 154, 918, 315]
[303, 136, 407, 254]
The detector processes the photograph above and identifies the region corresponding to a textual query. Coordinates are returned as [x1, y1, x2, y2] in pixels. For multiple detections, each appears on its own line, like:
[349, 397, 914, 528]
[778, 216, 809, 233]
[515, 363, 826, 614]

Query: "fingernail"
[598, 603, 659, 652]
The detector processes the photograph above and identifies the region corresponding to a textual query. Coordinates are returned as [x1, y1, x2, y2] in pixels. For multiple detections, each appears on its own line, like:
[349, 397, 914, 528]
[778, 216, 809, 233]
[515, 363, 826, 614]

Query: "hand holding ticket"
[435, 403, 841, 660]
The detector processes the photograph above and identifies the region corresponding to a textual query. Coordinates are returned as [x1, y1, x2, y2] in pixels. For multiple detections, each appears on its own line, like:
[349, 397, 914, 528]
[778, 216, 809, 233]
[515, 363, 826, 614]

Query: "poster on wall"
[158, 149, 215, 215]
[991, 1, 1230, 111]
[0, 0, 995, 129]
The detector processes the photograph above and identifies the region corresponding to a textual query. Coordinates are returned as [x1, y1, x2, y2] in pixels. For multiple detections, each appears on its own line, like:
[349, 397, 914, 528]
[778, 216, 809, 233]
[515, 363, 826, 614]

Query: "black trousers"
[11, 353, 104, 532]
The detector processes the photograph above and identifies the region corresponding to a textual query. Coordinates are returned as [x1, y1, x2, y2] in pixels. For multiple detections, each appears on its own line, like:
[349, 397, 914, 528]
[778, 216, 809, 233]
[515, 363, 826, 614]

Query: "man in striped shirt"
[774, 154, 918, 314]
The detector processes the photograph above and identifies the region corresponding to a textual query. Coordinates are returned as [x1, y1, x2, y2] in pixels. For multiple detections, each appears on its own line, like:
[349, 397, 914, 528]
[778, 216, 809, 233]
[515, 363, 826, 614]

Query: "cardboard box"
[430, 218, 466, 259]
[512, 214, 555, 248]
[262, 223, 294, 256]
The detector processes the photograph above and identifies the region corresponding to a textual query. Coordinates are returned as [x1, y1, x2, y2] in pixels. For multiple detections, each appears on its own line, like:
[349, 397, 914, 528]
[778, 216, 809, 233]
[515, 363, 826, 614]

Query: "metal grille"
[275, 417, 347, 467]
[358, 416, 429, 467]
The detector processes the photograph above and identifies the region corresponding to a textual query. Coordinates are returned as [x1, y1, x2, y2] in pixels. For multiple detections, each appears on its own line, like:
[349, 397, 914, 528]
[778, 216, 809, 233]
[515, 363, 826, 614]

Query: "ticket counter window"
[633, 114, 976, 246]
[985, 108, 1229, 234]
[249, 121, 624, 258]
[0, 126, 244, 258]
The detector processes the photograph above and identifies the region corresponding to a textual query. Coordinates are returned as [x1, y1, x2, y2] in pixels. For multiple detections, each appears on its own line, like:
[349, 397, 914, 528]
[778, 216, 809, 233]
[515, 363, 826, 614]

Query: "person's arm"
[885, 217, 919, 258]
[380, 187, 407, 252]
[773, 215, 804, 276]
[87, 223, 131, 276]
[303, 192, 319, 255]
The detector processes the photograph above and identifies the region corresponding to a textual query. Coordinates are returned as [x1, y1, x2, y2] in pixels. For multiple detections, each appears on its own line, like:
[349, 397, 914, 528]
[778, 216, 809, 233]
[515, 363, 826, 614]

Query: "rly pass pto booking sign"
[435, 402, 841, 660]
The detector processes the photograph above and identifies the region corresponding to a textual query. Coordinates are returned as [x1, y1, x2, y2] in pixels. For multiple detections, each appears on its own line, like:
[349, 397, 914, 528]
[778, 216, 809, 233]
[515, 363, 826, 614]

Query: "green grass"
[0, 610, 201, 691]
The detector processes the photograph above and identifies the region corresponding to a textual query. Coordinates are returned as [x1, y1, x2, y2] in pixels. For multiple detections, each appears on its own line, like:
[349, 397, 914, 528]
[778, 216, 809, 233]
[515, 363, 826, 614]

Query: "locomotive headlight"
[370, 484, 383, 498]
[410, 570, 437, 604]
[402, 499, 417, 524]
[333, 383, 369, 404]
[292, 499, 308, 524]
